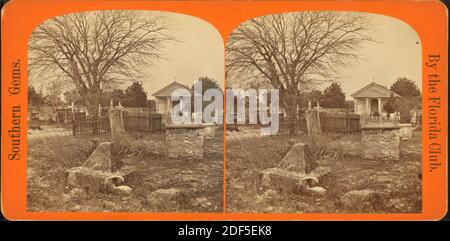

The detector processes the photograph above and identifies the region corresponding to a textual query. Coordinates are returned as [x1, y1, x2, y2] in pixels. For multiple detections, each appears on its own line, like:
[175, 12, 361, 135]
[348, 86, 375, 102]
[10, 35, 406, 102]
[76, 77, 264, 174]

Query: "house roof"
[152, 81, 192, 97]
[350, 82, 401, 98]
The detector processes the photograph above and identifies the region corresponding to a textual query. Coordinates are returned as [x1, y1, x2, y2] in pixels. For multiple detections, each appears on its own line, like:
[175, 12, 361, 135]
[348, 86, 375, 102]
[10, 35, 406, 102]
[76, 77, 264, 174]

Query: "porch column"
[167, 97, 172, 123]
[377, 97, 382, 114]
[179, 98, 183, 112]
[167, 97, 171, 113]
[365, 98, 370, 115]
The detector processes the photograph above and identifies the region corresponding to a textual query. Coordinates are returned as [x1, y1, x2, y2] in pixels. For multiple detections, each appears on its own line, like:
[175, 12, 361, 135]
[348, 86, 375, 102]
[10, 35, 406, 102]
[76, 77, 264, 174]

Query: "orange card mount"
[1, 0, 448, 220]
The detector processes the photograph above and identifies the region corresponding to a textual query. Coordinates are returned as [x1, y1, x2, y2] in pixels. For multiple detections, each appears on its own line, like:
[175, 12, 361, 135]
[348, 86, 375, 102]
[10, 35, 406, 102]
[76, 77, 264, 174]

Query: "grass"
[28, 125, 422, 214]
[226, 130, 422, 213]
[27, 129, 224, 212]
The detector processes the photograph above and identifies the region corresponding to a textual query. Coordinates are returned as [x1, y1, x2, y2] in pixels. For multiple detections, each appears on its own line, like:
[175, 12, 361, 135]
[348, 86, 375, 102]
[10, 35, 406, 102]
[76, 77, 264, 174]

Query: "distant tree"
[122, 82, 148, 107]
[147, 99, 156, 111]
[297, 90, 323, 109]
[345, 100, 355, 111]
[390, 77, 421, 97]
[63, 89, 84, 105]
[98, 89, 126, 107]
[110, 89, 126, 106]
[383, 92, 421, 123]
[43, 94, 63, 106]
[388, 77, 421, 122]
[28, 86, 44, 105]
[191, 77, 222, 112]
[396, 96, 421, 123]
[320, 82, 346, 108]
[42, 80, 64, 107]
[192, 76, 222, 93]
[383, 93, 397, 115]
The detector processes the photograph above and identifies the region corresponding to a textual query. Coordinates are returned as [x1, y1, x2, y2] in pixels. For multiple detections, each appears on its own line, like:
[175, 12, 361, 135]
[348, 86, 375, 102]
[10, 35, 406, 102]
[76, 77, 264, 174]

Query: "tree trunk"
[84, 91, 101, 117]
[282, 94, 298, 135]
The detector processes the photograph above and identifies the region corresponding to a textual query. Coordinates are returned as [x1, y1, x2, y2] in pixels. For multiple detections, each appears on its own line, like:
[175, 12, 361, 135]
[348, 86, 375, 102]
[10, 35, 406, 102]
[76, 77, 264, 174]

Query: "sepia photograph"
[26, 10, 225, 212]
[225, 11, 423, 213]
[0, 0, 448, 225]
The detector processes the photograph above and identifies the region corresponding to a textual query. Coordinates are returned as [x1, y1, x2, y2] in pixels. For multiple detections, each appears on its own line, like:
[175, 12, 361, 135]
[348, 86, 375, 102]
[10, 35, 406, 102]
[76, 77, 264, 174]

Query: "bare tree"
[226, 12, 373, 117]
[29, 10, 174, 115]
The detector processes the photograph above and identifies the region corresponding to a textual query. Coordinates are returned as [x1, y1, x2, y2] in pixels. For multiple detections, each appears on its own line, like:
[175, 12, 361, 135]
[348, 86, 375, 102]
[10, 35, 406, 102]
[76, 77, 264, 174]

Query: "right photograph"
[225, 11, 422, 213]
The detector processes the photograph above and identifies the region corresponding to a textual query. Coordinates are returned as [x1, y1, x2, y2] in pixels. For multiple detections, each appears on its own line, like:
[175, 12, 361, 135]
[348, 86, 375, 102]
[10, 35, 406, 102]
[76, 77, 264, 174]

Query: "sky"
[30, 11, 421, 102]
[334, 13, 421, 100]
[140, 12, 224, 99]
[145, 12, 421, 100]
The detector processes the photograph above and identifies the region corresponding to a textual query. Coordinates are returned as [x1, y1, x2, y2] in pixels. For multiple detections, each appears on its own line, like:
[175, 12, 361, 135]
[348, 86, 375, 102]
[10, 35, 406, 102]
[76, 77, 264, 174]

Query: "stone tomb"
[361, 124, 400, 161]
[398, 123, 413, 140]
[65, 142, 136, 195]
[257, 143, 330, 196]
[278, 143, 308, 173]
[201, 124, 217, 140]
[166, 124, 205, 159]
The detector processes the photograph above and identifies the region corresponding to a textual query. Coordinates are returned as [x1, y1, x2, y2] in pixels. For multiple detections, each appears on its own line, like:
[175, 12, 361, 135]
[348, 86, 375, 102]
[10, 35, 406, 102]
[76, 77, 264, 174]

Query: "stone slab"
[362, 127, 400, 161]
[65, 165, 136, 193]
[278, 143, 308, 174]
[257, 168, 319, 194]
[65, 141, 137, 194]
[83, 142, 115, 172]
[166, 126, 204, 159]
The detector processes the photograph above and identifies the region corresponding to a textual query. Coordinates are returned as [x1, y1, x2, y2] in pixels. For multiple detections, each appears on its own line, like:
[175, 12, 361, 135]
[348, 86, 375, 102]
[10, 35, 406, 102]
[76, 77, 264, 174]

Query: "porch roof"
[152, 81, 192, 97]
[351, 82, 400, 98]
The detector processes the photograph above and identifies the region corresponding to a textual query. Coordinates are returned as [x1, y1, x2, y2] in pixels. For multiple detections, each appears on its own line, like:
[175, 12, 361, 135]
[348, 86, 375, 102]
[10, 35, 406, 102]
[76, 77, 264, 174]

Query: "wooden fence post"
[316, 102, 321, 133]
[93, 118, 99, 135]
[72, 120, 76, 136]
[346, 106, 350, 132]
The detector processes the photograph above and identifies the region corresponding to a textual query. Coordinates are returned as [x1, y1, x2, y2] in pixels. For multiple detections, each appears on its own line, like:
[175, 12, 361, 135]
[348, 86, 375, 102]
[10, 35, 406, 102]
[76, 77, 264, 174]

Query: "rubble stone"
[398, 123, 413, 140]
[166, 124, 205, 159]
[278, 143, 308, 174]
[362, 124, 400, 161]
[340, 189, 383, 212]
[146, 188, 186, 209]
[64, 142, 136, 194]
[113, 185, 133, 196]
[306, 186, 327, 196]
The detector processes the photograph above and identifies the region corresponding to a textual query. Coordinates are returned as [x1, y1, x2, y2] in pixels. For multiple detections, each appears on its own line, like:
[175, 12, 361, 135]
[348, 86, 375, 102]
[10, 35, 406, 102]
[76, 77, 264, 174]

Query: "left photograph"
[27, 10, 225, 212]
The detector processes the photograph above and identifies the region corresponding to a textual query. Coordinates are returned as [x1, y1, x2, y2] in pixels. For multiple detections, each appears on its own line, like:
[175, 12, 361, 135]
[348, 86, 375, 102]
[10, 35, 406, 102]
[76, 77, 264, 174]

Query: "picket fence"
[72, 110, 162, 136]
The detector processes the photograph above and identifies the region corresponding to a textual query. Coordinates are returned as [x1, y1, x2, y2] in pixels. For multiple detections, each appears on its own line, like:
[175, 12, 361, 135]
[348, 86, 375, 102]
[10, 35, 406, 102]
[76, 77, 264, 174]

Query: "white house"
[152, 81, 193, 124]
[350, 82, 400, 115]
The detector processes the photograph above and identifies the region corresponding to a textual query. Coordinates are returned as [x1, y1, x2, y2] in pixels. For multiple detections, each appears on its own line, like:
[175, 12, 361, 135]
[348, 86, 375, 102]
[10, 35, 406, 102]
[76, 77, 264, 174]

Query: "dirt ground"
[27, 125, 224, 212]
[28, 123, 422, 213]
[226, 128, 422, 213]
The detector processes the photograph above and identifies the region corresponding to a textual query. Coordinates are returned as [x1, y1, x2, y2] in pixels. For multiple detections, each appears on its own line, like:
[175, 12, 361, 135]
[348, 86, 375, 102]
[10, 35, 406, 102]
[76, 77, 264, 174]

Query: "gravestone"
[202, 124, 216, 140]
[166, 124, 205, 159]
[83, 142, 124, 172]
[398, 123, 413, 140]
[65, 106, 135, 195]
[257, 142, 330, 195]
[305, 110, 321, 136]
[277, 143, 307, 173]
[65, 142, 136, 195]
[361, 124, 400, 161]
[110, 108, 126, 143]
